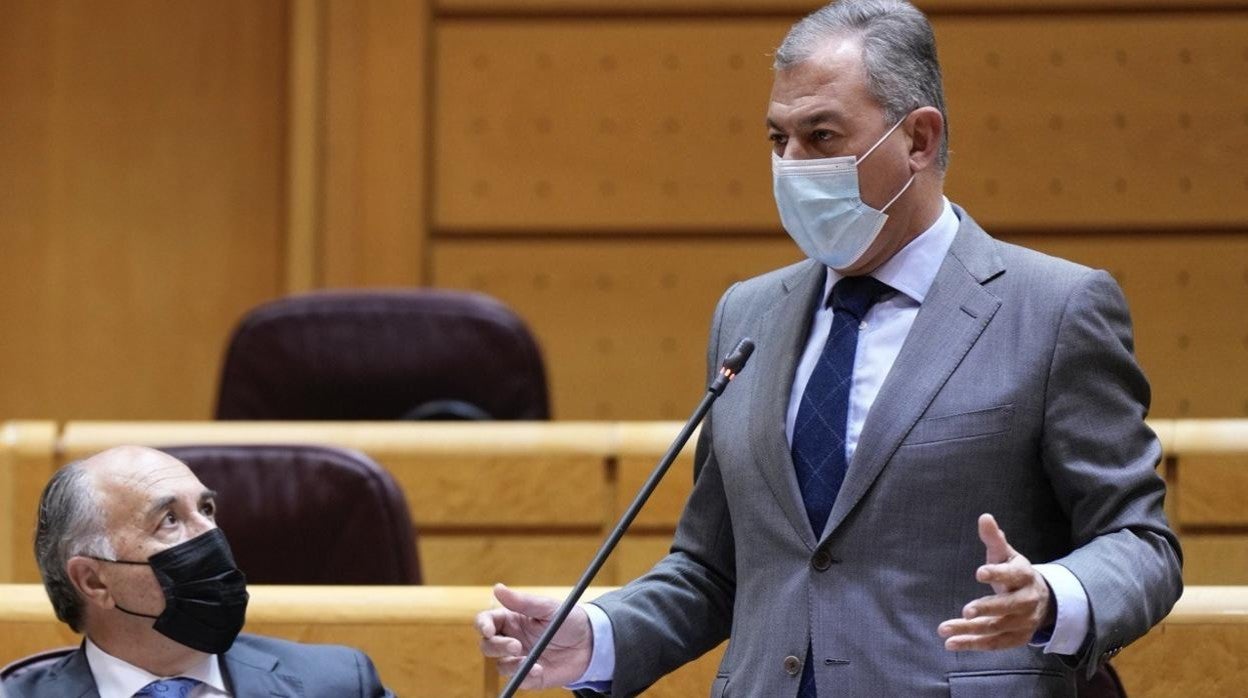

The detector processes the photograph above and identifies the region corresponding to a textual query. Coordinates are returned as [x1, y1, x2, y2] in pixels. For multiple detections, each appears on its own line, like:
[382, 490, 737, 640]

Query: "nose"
[187, 513, 218, 538]
[782, 141, 819, 160]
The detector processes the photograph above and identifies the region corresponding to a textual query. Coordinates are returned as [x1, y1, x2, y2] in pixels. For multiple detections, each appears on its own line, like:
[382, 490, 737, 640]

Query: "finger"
[943, 630, 1033, 652]
[938, 613, 1035, 639]
[475, 609, 503, 639]
[963, 586, 1044, 620]
[495, 657, 546, 688]
[977, 513, 1014, 565]
[975, 561, 1032, 591]
[480, 635, 524, 658]
[494, 582, 559, 621]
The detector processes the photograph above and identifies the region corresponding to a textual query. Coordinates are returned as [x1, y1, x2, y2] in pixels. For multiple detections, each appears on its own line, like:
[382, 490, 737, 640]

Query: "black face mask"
[94, 528, 249, 654]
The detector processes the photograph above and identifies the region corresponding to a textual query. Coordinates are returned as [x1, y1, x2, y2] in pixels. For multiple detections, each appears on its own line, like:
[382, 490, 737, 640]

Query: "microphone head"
[721, 338, 755, 375]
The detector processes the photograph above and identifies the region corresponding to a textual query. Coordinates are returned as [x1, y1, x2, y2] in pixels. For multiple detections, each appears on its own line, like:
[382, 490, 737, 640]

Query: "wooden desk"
[3, 420, 1247, 588]
[0, 585, 1244, 697]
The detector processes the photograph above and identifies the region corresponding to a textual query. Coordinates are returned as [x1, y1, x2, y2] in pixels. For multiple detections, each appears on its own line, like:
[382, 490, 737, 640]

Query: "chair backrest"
[214, 290, 550, 421]
[0, 647, 74, 682]
[160, 444, 420, 584]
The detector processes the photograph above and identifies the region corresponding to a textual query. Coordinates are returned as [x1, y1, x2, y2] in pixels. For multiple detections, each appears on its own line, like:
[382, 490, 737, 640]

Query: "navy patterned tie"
[792, 275, 892, 698]
[133, 676, 201, 697]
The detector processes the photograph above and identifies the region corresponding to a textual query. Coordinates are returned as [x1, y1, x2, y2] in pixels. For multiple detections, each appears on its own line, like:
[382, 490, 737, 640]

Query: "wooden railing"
[2, 419, 1246, 587]
[1, 584, 1245, 697]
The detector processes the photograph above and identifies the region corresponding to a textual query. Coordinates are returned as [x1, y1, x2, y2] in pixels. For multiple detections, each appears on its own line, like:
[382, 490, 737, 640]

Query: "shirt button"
[859, 321, 867, 330]
[783, 655, 802, 676]
[811, 550, 832, 571]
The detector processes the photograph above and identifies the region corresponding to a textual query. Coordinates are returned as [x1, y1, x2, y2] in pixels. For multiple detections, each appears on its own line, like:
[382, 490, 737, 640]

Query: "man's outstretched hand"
[938, 513, 1056, 651]
[475, 583, 594, 690]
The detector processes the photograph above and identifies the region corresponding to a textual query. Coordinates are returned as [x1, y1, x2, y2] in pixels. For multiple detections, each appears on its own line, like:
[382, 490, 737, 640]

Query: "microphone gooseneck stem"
[499, 339, 753, 697]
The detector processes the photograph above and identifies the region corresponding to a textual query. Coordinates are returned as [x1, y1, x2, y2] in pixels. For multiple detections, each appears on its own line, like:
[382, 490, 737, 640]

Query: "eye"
[201, 500, 217, 519]
[768, 132, 788, 146]
[811, 129, 835, 141]
[160, 511, 179, 528]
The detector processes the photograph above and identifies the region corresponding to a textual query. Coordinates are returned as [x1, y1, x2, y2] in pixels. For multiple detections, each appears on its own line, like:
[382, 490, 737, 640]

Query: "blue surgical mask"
[772, 118, 914, 271]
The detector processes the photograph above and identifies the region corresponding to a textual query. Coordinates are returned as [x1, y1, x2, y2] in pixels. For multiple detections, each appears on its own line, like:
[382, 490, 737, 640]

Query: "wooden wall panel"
[434, 19, 781, 232]
[321, 0, 430, 287]
[0, 0, 287, 422]
[432, 238, 803, 418]
[433, 14, 1248, 232]
[433, 233, 1248, 419]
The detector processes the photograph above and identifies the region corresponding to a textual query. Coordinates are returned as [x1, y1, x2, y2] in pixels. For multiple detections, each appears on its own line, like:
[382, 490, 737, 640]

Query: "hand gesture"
[938, 514, 1056, 651]
[475, 583, 594, 690]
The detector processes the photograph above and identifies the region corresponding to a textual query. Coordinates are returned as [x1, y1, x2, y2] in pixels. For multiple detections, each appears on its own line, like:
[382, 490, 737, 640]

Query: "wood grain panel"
[321, 0, 430, 287]
[431, 238, 803, 418]
[615, 422, 700, 527]
[0, 0, 287, 423]
[433, 233, 1248, 420]
[939, 14, 1248, 229]
[0, 422, 58, 583]
[1176, 455, 1248, 526]
[434, 14, 1248, 232]
[420, 534, 613, 585]
[1180, 535, 1248, 585]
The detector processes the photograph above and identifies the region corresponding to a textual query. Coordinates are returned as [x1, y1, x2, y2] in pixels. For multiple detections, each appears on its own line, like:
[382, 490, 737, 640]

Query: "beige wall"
[1, 0, 1246, 423]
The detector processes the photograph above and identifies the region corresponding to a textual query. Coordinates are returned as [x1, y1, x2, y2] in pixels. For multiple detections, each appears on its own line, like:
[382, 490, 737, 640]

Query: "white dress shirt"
[84, 638, 230, 698]
[571, 198, 1089, 689]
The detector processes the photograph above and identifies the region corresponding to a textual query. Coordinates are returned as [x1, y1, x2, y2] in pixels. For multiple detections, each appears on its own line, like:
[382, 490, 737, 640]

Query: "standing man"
[477, 1, 1182, 695]
[5, 446, 394, 697]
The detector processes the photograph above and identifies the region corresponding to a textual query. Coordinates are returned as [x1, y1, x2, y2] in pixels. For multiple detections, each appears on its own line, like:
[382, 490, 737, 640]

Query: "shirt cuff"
[1030, 563, 1090, 655]
[564, 602, 616, 691]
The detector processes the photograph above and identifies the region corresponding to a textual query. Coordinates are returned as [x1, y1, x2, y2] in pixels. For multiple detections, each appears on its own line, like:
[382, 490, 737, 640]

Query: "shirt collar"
[824, 196, 959, 304]
[85, 637, 228, 698]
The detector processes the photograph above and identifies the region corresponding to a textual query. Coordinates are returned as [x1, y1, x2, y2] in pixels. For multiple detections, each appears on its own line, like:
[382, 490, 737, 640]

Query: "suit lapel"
[221, 638, 304, 697]
[747, 259, 826, 550]
[822, 210, 1005, 540]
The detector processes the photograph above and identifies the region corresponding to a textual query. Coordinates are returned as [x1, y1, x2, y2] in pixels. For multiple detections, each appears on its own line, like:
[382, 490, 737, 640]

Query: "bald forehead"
[80, 447, 204, 522]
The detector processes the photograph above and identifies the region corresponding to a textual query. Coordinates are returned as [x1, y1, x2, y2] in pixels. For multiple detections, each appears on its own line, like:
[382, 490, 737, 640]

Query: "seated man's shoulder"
[230, 632, 369, 668]
[2, 648, 87, 698]
[227, 633, 390, 696]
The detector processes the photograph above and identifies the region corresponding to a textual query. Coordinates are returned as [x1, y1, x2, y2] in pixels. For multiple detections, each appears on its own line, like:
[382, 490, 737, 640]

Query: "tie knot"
[135, 676, 201, 697]
[829, 275, 894, 320]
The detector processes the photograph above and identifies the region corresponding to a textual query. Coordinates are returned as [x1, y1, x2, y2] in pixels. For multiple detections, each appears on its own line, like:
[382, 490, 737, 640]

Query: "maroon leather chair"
[214, 290, 549, 421]
[161, 444, 420, 584]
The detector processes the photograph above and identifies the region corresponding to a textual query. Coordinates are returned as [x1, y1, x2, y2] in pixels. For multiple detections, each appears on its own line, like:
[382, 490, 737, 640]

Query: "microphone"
[499, 338, 756, 697]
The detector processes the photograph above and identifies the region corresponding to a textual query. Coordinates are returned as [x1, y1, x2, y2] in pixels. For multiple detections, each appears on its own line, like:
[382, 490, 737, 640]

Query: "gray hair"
[775, 0, 949, 169]
[35, 461, 115, 632]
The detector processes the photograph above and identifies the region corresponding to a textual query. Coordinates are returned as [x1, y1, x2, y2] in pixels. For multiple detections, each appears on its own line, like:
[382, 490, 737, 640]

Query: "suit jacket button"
[811, 550, 832, 571]
[783, 655, 802, 676]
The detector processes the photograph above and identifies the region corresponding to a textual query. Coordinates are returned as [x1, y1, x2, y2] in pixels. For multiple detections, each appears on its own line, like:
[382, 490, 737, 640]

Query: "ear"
[905, 106, 944, 173]
[66, 556, 113, 610]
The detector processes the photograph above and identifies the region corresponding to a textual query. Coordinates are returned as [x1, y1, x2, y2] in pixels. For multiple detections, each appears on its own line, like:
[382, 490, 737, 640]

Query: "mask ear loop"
[856, 116, 907, 164]
[858, 116, 915, 214]
[881, 173, 916, 213]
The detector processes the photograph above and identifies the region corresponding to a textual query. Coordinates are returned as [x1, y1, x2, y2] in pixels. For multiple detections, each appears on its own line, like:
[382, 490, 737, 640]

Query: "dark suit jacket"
[3, 634, 394, 698]
[582, 206, 1182, 697]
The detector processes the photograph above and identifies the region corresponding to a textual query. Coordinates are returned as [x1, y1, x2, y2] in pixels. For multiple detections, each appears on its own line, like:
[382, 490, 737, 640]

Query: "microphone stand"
[499, 339, 755, 698]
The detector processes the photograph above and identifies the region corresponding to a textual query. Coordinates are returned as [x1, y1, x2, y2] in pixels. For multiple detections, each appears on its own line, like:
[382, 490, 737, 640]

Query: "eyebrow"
[144, 489, 219, 521]
[766, 110, 846, 131]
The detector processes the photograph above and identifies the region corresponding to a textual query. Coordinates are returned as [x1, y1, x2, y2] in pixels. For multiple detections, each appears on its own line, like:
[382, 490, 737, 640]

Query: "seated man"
[4, 446, 394, 697]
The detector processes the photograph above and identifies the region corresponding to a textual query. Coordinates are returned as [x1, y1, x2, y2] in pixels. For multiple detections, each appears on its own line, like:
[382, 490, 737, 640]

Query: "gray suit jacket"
[3, 634, 394, 698]
[587, 206, 1182, 697]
